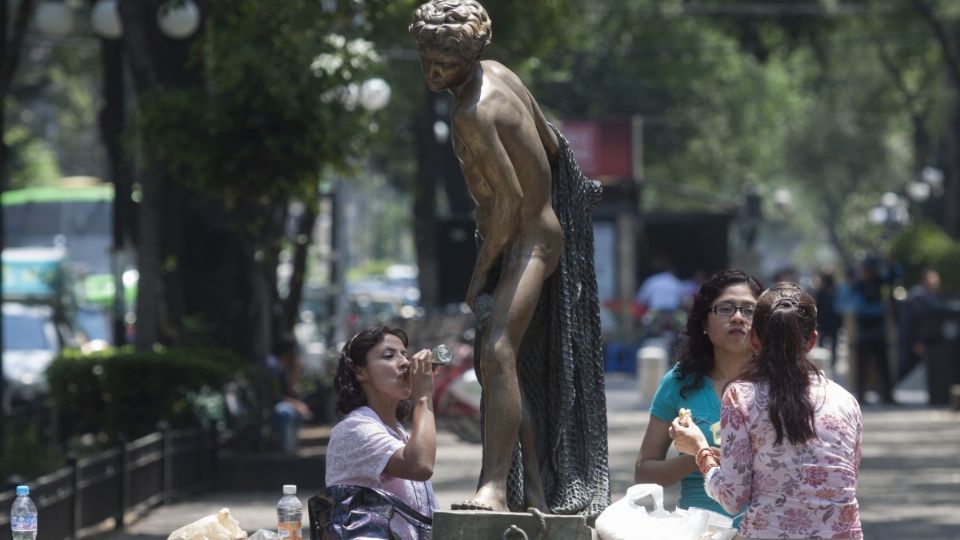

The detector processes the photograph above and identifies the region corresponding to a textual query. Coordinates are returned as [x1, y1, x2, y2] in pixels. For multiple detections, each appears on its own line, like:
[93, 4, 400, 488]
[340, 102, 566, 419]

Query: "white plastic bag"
[687, 506, 738, 540]
[595, 484, 709, 540]
[167, 508, 248, 540]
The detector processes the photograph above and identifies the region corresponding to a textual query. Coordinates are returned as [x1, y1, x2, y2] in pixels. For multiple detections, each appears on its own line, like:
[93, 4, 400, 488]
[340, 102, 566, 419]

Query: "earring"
[702, 329, 708, 334]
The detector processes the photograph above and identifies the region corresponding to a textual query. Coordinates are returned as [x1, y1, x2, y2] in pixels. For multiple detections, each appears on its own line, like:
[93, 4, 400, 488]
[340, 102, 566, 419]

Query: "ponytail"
[742, 284, 819, 446]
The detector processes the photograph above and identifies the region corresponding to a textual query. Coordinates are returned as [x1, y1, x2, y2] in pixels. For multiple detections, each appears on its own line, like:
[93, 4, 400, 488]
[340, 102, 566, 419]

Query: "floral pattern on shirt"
[704, 376, 864, 539]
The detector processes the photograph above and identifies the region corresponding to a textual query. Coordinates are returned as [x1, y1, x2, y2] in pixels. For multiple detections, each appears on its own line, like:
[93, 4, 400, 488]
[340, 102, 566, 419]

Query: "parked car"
[2, 302, 69, 410]
[74, 306, 113, 352]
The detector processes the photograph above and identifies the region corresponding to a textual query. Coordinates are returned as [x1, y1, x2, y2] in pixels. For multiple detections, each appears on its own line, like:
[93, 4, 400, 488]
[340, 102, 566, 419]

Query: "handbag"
[309, 484, 432, 540]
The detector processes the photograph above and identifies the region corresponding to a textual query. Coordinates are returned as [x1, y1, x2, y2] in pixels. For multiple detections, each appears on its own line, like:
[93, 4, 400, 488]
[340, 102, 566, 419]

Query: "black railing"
[0, 423, 217, 540]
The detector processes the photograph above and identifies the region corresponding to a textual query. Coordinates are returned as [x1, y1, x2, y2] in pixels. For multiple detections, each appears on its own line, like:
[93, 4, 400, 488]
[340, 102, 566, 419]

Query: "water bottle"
[276, 484, 302, 540]
[10, 485, 37, 540]
[431, 343, 454, 366]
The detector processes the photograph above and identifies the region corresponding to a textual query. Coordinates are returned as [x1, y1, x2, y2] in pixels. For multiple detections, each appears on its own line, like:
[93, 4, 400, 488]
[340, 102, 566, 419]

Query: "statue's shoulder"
[481, 59, 513, 77]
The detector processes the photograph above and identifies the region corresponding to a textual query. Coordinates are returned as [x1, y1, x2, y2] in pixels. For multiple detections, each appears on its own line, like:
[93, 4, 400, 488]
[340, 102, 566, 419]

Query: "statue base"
[432, 509, 597, 539]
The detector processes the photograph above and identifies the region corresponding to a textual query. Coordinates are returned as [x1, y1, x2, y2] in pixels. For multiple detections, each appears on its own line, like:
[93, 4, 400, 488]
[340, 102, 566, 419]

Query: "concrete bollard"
[637, 342, 668, 408]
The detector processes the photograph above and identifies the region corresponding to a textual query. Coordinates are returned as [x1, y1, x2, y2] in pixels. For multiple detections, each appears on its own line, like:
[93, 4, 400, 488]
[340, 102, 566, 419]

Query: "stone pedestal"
[432, 510, 597, 539]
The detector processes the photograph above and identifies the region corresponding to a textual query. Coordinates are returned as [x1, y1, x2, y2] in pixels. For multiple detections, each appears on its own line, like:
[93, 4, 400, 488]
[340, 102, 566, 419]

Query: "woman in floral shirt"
[672, 282, 863, 540]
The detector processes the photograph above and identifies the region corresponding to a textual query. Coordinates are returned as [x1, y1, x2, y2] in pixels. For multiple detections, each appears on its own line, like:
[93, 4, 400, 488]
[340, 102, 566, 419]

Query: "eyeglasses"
[710, 302, 756, 319]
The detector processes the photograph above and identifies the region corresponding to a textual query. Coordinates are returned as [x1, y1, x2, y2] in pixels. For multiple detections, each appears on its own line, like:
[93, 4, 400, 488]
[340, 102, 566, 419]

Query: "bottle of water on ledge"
[277, 484, 302, 540]
[11, 485, 37, 540]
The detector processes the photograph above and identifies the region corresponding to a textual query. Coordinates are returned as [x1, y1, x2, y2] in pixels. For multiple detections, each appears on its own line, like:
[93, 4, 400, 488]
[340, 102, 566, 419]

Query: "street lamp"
[91, 0, 122, 39]
[88, 0, 202, 40]
[34, 1, 73, 36]
[907, 166, 944, 204]
[157, 0, 201, 39]
[869, 192, 909, 239]
[358, 77, 391, 112]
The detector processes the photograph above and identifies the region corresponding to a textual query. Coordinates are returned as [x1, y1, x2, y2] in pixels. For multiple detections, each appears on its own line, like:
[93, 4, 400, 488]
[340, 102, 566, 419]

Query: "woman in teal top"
[634, 269, 762, 523]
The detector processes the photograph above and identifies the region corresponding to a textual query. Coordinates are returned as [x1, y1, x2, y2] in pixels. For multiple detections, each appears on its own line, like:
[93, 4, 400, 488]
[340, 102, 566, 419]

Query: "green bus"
[3, 181, 135, 342]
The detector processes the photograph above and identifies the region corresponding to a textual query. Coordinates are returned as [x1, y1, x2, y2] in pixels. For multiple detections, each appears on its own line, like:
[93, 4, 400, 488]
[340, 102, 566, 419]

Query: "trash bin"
[917, 300, 960, 406]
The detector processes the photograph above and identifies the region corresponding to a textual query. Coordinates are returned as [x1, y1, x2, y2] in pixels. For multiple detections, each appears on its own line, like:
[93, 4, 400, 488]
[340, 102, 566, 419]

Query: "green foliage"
[139, 0, 382, 215]
[11, 34, 100, 180]
[1, 414, 63, 480]
[891, 222, 960, 293]
[4, 125, 61, 188]
[47, 347, 247, 439]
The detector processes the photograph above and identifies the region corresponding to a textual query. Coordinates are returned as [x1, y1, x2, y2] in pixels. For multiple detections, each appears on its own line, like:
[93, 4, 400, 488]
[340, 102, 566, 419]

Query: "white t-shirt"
[635, 271, 687, 311]
[325, 406, 437, 539]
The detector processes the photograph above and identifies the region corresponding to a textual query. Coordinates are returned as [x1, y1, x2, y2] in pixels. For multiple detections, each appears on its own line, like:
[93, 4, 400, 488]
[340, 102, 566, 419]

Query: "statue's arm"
[457, 113, 523, 308]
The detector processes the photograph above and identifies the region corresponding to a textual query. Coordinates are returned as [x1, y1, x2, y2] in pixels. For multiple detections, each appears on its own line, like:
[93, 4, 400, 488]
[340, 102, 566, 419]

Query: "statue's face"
[418, 47, 473, 92]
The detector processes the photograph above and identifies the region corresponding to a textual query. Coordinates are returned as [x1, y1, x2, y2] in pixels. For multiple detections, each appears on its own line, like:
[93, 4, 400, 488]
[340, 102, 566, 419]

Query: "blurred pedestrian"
[671, 282, 863, 540]
[635, 260, 689, 341]
[899, 268, 943, 381]
[267, 334, 312, 453]
[634, 269, 762, 524]
[812, 267, 841, 368]
[635, 262, 688, 313]
[326, 327, 438, 539]
[845, 257, 897, 404]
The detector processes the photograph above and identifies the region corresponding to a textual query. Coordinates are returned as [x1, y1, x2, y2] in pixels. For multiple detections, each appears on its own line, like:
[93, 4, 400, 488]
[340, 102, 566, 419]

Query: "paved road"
[98, 375, 960, 539]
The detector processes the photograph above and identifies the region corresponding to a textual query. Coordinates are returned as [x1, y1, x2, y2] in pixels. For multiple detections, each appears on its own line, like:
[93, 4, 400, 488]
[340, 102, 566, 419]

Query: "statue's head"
[409, 0, 492, 61]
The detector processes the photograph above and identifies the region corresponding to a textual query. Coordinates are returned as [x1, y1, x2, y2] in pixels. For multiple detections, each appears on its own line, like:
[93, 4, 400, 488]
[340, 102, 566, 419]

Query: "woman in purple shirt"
[672, 283, 863, 540]
[325, 327, 439, 539]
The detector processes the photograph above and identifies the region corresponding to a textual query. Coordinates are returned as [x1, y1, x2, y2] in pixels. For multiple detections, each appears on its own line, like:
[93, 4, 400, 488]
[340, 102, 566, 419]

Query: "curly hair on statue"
[333, 326, 412, 419]
[409, 0, 492, 59]
[674, 269, 763, 398]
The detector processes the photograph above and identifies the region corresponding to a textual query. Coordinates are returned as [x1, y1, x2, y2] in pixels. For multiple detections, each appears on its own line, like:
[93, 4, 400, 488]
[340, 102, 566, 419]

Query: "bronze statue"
[410, 0, 609, 516]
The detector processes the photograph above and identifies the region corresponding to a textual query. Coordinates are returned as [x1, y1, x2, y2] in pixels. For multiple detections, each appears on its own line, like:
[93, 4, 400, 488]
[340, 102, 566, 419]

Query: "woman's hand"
[386, 348, 437, 481]
[408, 348, 436, 402]
[670, 417, 710, 455]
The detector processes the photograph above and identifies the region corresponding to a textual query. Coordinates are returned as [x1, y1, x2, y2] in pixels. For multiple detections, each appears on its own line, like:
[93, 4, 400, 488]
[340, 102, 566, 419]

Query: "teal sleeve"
[649, 367, 680, 422]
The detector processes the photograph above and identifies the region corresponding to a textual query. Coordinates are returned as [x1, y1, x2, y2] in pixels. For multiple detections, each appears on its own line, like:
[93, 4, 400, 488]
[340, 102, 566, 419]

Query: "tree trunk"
[944, 106, 960, 236]
[911, 0, 960, 237]
[97, 34, 132, 346]
[118, 0, 202, 350]
[281, 204, 317, 338]
[413, 89, 440, 307]
[0, 0, 36, 457]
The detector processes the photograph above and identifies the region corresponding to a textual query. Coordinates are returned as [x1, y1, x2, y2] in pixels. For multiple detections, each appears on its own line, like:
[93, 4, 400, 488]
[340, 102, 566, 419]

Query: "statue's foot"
[451, 500, 496, 511]
[451, 485, 508, 512]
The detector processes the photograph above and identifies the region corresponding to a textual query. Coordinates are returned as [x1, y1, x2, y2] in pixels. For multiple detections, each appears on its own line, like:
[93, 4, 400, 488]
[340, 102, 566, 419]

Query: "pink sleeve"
[705, 385, 753, 514]
[326, 416, 405, 485]
[853, 402, 863, 477]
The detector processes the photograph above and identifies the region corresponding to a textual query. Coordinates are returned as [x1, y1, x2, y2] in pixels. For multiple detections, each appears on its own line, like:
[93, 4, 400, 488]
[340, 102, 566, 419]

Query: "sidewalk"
[97, 375, 960, 540]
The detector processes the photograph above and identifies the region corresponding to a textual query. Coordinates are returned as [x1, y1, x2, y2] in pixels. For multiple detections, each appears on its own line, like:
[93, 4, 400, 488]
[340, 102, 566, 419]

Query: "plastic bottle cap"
[15, 485, 29, 496]
[282, 484, 297, 495]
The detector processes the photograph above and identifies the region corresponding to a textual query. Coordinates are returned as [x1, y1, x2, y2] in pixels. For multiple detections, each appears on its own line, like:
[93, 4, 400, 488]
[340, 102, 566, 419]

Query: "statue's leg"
[454, 249, 554, 512]
[519, 394, 547, 511]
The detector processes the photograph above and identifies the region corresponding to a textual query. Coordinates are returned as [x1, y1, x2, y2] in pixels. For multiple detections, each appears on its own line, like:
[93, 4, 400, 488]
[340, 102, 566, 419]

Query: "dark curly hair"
[674, 269, 763, 397]
[740, 282, 820, 446]
[334, 326, 411, 419]
[409, 0, 492, 59]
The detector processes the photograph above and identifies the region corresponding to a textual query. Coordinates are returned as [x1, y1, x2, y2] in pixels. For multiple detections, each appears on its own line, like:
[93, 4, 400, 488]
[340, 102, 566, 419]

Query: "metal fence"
[0, 423, 217, 540]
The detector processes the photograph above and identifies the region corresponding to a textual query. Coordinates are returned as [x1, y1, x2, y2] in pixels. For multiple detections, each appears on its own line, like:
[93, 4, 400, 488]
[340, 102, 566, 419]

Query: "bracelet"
[695, 447, 719, 475]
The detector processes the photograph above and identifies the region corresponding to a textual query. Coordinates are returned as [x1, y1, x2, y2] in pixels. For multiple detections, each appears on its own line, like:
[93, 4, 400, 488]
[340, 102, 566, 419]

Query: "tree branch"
[870, 32, 926, 118]
[0, 0, 36, 99]
[910, 0, 960, 90]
